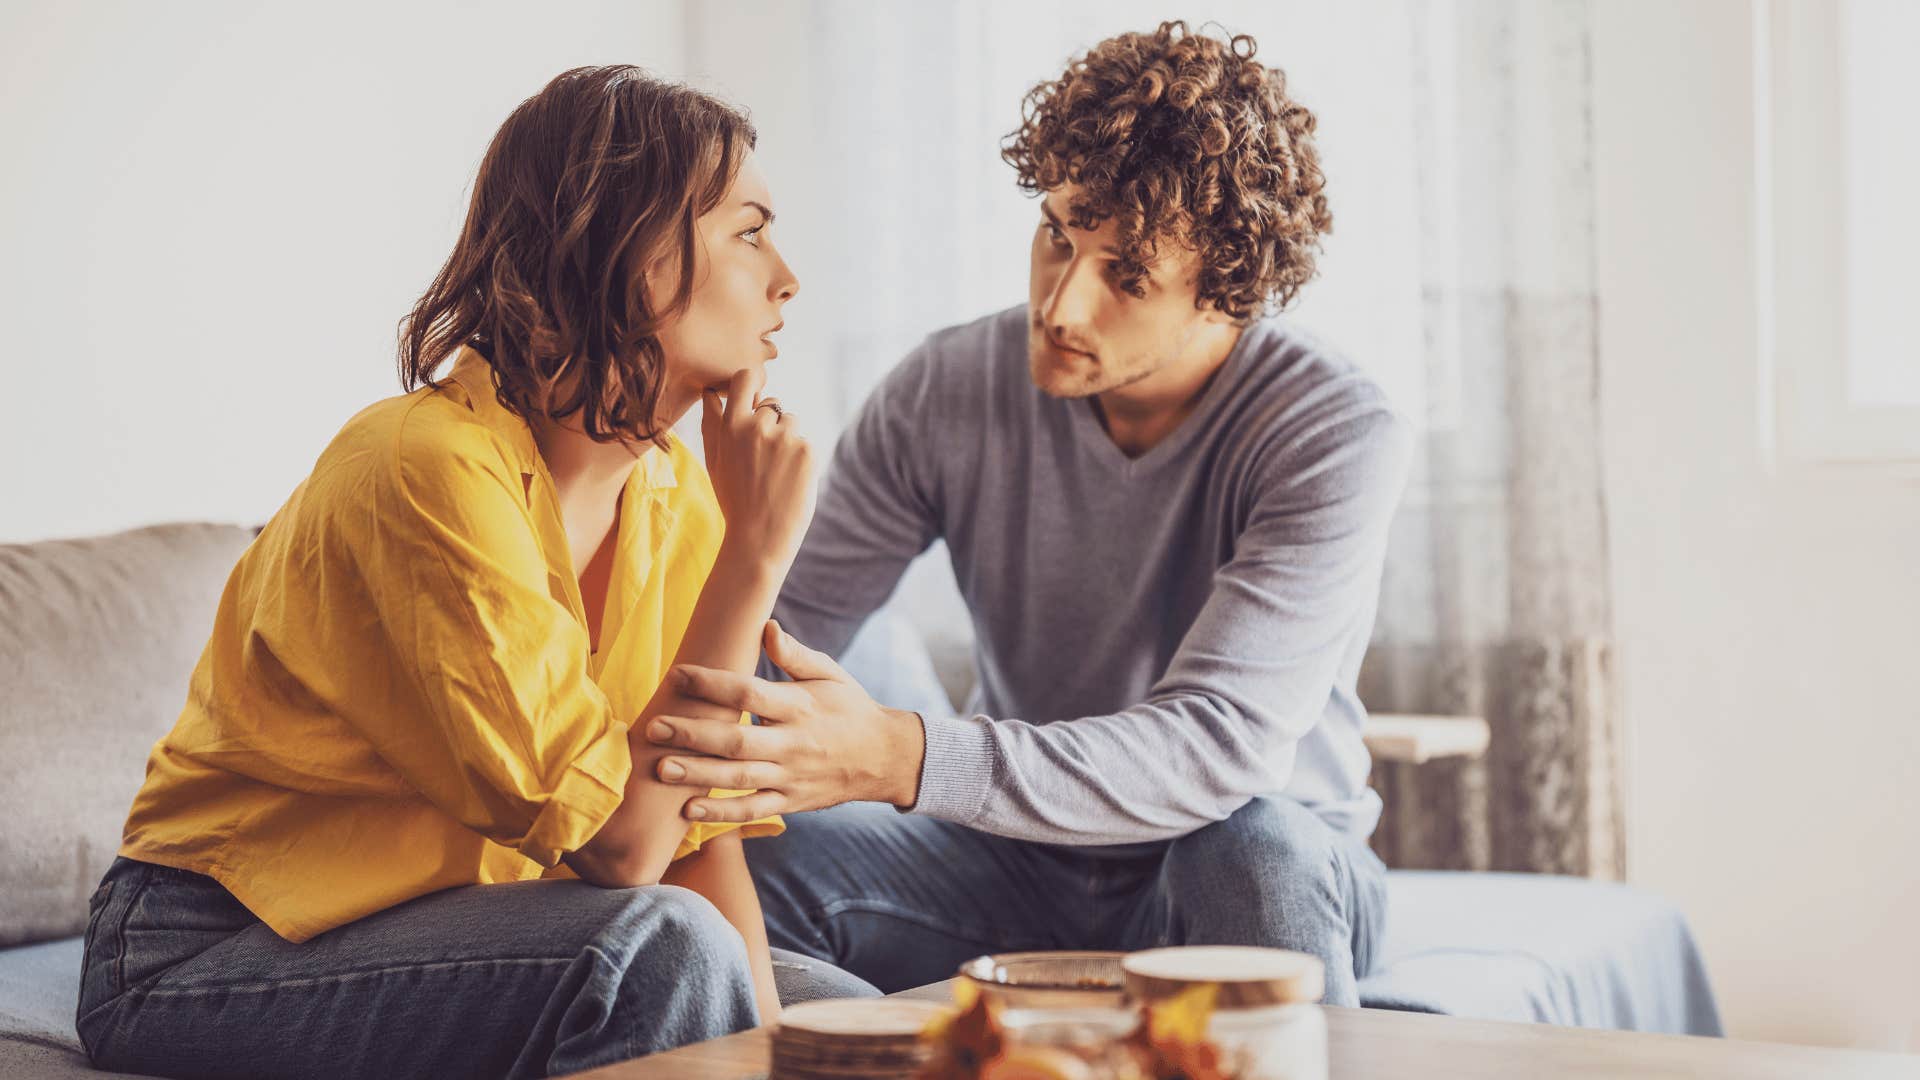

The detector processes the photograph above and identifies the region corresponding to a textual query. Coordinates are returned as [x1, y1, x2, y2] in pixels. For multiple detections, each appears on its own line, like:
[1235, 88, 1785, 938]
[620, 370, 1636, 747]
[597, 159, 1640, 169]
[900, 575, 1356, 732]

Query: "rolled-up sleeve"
[342, 419, 633, 866]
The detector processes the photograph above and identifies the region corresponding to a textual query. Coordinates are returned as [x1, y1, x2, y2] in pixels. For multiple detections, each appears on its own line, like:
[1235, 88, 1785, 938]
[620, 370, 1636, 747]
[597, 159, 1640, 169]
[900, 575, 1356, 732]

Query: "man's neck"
[1091, 321, 1243, 457]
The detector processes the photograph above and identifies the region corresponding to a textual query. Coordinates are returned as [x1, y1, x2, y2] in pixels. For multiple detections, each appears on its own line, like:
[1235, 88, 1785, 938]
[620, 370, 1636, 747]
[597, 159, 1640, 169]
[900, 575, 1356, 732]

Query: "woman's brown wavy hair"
[398, 66, 755, 450]
[1002, 21, 1332, 320]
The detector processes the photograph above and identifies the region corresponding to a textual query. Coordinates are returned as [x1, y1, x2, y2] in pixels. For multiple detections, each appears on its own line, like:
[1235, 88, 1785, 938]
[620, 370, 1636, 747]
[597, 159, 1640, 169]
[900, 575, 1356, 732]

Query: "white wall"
[0, 1, 687, 542]
[0, 1, 1429, 545]
[1595, 0, 1920, 1054]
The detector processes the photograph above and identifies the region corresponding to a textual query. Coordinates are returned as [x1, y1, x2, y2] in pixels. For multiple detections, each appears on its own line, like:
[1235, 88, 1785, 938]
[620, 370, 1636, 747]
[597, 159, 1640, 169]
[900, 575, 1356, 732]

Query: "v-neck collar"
[1061, 322, 1259, 479]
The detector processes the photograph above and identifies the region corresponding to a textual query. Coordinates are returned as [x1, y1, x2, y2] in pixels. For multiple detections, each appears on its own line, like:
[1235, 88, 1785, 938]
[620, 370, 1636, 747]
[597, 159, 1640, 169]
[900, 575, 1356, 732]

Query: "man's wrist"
[877, 706, 926, 809]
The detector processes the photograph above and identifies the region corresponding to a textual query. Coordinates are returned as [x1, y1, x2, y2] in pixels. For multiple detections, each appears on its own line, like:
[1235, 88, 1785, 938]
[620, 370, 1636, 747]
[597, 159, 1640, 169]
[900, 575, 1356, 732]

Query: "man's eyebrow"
[742, 200, 775, 225]
[1040, 201, 1117, 254]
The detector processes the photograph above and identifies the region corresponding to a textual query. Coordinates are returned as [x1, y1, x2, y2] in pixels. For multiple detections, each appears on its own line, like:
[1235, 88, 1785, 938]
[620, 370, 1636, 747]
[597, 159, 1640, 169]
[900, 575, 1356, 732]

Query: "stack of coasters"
[771, 999, 945, 1079]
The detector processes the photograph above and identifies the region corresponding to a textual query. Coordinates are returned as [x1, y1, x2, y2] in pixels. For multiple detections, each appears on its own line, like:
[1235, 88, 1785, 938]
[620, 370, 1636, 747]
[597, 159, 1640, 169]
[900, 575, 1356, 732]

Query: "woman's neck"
[529, 420, 635, 508]
[529, 372, 702, 507]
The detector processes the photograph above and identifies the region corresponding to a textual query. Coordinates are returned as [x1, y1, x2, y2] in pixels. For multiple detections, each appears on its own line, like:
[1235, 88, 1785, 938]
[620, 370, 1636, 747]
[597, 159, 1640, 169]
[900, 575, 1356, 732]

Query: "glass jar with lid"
[1121, 946, 1327, 1080]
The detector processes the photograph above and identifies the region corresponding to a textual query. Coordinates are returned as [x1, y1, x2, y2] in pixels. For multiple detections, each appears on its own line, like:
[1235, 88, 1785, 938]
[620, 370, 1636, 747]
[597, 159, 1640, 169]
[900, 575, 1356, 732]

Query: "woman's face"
[651, 154, 799, 405]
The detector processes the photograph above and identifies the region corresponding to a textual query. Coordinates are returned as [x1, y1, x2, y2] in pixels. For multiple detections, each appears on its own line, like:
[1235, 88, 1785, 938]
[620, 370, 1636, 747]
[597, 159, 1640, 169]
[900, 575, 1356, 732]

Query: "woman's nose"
[771, 249, 799, 303]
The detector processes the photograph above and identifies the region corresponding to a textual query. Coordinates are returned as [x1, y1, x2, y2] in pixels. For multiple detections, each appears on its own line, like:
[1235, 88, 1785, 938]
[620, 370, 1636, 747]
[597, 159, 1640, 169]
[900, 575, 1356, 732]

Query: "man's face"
[1026, 182, 1221, 398]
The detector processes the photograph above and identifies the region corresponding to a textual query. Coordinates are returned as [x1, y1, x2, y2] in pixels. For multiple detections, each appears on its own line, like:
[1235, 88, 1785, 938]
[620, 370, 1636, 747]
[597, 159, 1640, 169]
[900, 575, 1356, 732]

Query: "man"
[644, 20, 1411, 1007]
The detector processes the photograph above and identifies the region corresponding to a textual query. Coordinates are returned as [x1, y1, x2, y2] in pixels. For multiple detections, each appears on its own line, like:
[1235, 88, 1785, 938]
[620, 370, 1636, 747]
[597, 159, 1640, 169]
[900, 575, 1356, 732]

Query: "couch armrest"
[1364, 714, 1491, 765]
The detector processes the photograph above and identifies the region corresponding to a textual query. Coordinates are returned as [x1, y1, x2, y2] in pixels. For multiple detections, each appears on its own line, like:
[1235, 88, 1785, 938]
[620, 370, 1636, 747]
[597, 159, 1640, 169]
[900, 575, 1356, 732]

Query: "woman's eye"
[739, 226, 763, 247]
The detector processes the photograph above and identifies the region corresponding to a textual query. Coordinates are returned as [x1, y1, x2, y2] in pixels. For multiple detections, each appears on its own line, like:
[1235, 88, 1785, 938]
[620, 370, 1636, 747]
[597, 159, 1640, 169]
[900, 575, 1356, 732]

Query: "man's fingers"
[685, 789, 787, 823]
[672, 664, 809, 720]
[763, 620, 847, 683]
[656, 755, 784, 792]
[645, 714, 780, 760]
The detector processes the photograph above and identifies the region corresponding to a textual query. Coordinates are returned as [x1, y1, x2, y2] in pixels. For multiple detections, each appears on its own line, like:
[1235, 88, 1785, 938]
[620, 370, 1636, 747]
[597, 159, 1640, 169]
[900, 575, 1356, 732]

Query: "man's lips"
[1033, 325, 1095, 358]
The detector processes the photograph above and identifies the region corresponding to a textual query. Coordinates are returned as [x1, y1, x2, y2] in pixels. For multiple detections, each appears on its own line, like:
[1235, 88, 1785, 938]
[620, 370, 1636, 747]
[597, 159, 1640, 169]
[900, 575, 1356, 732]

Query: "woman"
[75, 66, 872, 1079]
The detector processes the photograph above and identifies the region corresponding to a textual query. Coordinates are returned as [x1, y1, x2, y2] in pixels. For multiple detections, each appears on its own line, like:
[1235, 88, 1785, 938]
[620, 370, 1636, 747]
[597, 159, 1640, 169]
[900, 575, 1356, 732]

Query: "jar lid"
[1122, 946, 1325, 1007]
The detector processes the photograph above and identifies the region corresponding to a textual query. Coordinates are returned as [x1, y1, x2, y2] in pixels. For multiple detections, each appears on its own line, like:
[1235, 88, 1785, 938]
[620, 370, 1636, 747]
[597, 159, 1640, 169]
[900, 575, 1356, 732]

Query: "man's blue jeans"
[76, 857, 878, 1079]
[747, 795, 1389, 1007]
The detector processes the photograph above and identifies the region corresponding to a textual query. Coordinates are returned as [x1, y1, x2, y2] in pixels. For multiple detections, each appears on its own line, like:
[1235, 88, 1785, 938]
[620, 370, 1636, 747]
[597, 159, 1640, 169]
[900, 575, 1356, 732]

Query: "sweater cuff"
[904, 713, 995, 823]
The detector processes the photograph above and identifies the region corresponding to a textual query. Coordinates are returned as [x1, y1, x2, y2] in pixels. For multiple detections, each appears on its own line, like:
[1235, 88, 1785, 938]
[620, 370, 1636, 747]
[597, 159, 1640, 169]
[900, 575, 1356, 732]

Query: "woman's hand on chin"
[700, 366, 815, 572]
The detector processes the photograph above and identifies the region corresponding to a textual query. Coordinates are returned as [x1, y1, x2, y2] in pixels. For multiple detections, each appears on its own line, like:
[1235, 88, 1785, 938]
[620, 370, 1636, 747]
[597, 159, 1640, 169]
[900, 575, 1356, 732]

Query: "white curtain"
[684, 0, 1621, 877]
[1360, 0, 1623, 878]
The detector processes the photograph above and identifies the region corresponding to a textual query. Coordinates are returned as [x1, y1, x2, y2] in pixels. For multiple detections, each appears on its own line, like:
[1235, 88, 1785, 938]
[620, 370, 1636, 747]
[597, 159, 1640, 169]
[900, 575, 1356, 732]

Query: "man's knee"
[1165, 796, 1342, 897]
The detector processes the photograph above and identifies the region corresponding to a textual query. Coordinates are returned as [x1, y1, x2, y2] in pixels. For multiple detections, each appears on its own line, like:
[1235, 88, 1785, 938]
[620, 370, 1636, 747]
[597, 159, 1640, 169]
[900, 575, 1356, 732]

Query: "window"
[1764, 0, 1920, 462]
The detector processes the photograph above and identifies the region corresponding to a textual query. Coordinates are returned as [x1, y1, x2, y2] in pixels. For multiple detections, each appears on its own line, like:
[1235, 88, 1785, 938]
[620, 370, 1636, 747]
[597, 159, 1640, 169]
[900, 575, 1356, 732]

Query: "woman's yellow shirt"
[118, 350, 781, 942]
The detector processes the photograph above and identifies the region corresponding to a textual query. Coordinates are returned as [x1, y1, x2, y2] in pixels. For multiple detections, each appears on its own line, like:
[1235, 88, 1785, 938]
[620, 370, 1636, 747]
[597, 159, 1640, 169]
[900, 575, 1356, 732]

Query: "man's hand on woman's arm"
[644, 619, 927, 823]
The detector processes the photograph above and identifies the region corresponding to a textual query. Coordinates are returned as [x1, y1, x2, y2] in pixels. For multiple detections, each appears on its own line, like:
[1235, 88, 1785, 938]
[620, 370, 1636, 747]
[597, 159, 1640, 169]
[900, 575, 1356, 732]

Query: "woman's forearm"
[661, 832, 782, 1021]
[566, 541, 786, 886]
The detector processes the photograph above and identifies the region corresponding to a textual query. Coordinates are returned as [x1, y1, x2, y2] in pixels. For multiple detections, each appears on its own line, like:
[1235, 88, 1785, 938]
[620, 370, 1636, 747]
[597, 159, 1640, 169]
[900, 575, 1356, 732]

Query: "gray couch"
[0, 523, 1722, 1078]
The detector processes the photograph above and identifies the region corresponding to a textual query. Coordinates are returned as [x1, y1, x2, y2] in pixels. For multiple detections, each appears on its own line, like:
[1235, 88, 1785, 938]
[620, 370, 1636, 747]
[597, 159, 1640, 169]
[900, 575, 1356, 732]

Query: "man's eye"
[1045, 224, 1069, 247]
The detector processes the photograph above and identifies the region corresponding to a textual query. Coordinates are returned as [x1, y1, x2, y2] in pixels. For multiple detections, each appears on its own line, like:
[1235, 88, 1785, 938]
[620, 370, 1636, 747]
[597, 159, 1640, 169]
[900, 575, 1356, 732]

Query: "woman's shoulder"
[301, 382, 531, 530]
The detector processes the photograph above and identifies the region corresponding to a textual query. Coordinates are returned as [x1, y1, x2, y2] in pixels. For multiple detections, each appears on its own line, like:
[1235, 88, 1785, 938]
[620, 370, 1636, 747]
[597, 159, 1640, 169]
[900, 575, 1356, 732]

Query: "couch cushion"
[0, 523, 256, 946]
[0, 938, 147, 1078]
[1360, 870, 1724, 1035]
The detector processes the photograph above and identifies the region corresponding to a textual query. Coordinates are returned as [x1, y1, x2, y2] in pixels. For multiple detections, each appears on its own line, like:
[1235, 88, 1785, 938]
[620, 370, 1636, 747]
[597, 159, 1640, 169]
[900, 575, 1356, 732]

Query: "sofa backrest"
[0, 523, 256, 946]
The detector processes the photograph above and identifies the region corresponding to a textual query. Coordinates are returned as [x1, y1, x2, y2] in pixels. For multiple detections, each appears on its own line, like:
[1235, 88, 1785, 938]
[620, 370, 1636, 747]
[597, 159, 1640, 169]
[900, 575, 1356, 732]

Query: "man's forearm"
[906, 697, 1302, 845]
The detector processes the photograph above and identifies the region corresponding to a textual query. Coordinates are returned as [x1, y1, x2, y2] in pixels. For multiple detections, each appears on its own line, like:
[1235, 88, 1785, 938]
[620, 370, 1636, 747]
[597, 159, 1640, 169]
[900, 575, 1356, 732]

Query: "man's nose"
[1042, 257, 1103, 331]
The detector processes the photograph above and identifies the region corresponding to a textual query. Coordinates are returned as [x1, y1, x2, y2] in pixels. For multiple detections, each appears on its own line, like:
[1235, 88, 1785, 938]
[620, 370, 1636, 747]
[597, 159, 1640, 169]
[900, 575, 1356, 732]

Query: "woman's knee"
[618, 884, 753, 985]
[547, 885, 759, 1067]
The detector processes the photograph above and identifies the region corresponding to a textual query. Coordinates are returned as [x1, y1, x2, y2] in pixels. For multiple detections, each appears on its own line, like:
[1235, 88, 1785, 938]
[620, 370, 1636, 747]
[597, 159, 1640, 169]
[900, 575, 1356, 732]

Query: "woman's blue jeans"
[76, 857, 877, 1079]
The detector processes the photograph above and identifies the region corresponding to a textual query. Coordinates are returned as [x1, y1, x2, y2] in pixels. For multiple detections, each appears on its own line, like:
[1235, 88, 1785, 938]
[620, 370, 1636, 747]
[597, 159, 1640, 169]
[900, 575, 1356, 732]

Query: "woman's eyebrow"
[742, 200, 775, 225]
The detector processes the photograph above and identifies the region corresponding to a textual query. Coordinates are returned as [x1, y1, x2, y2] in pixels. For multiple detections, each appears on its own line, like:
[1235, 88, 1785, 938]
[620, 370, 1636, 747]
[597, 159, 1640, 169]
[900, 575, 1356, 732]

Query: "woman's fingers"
[685, 789, 787, 823]
[723, 366, 765, 430]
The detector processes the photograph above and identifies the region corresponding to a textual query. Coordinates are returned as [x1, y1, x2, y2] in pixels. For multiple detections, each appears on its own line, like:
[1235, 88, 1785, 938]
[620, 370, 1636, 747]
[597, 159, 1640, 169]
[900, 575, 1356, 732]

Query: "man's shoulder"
[918, 302, 1028, 358]
[854, 304, 1030, 437]
[892, 303, 1029, 390]
[1235, 319, 1407, 458]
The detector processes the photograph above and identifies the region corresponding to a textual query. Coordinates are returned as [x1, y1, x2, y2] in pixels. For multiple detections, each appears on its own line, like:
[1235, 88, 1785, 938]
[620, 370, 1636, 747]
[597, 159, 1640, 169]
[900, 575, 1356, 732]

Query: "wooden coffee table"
[581, 980, 1920, 1079]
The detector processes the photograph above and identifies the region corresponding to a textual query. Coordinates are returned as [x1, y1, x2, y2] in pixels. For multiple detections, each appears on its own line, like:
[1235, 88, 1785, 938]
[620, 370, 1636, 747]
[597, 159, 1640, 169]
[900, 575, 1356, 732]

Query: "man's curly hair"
[1002, 20, 1332, 320]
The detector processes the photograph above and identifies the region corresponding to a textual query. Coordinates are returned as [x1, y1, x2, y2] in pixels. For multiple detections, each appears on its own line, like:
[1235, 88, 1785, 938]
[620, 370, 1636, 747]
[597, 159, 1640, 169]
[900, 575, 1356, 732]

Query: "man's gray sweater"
[773, 304, 1412, 844]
